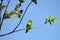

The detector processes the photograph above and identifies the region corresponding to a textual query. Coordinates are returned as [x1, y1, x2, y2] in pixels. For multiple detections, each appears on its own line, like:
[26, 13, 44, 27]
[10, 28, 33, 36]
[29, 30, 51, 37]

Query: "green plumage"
[44, 16, 58, 25]
[25, 20, 32, 33]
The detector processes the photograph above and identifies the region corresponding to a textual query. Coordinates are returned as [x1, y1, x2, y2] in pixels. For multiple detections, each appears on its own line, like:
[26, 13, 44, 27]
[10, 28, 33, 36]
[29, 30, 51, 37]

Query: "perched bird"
[25, 20, 32, 33]
[50, 16, 57, 23]
[44, 16, 52, 24]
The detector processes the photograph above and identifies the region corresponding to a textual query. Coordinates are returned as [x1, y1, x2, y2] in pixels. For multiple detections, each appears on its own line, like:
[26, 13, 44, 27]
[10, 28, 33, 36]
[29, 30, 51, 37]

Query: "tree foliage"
[0, 0, 58, 37]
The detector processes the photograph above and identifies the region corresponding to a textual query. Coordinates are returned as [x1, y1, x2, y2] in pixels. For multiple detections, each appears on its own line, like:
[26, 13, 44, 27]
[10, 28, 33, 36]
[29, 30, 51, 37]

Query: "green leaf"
[13, 10, 23, 18]
[3, 11, 11, 19]
[3, 14, 11, 19]
[13, 13, 20, 18]
[0, 5, 6, 11]
[0, 22, 2, 30]
[19, 0, 25, 3]
[9, 12, 16, 16]
[0, 3, 2, 6]
[2, 5, 6, 8]
[15, 4, 21, 11]
[9, 10, 23, 18]
[18, 10, 23, 18]
[32, 0, 37, 4]
[18, 10, 23, 14]
[4, 11, 10, 14]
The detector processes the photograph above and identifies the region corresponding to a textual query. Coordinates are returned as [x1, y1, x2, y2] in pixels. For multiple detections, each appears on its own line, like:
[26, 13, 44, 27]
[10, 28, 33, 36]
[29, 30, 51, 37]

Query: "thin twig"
[4, 0, 10, 13]
[12, 2, 32, 32]
[0, 11, 1, 22]
[0, 24, 45, 37]
[0, 27, 39, 37]
[2, 0, 11, 23]
[0, 1, 2, 22]
[0, 28, 25, 37]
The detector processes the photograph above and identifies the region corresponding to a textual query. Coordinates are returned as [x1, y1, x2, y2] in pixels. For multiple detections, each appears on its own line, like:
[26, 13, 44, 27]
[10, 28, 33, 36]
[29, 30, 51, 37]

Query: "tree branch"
[12, 1, 32, 32]
[0, 28, 25, 37]
[0, 26, 42, 37]
[0, 11, 1, 22]
[2, 0, 11, 23]
[0, 23, 45, 37]
[0, 1, 32, 37]
[0, 1, 2, 22]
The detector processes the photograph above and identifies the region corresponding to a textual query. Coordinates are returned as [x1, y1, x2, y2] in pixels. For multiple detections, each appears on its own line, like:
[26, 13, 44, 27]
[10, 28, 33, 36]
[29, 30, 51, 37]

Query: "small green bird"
[44, 16, 58, 25]
[25, 20, 32, 33]
[44, 16, 52, 24]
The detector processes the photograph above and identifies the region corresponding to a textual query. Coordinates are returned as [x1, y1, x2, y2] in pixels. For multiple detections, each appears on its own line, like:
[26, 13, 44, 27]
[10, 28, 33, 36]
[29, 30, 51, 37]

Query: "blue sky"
[0, 0, 60, 40]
